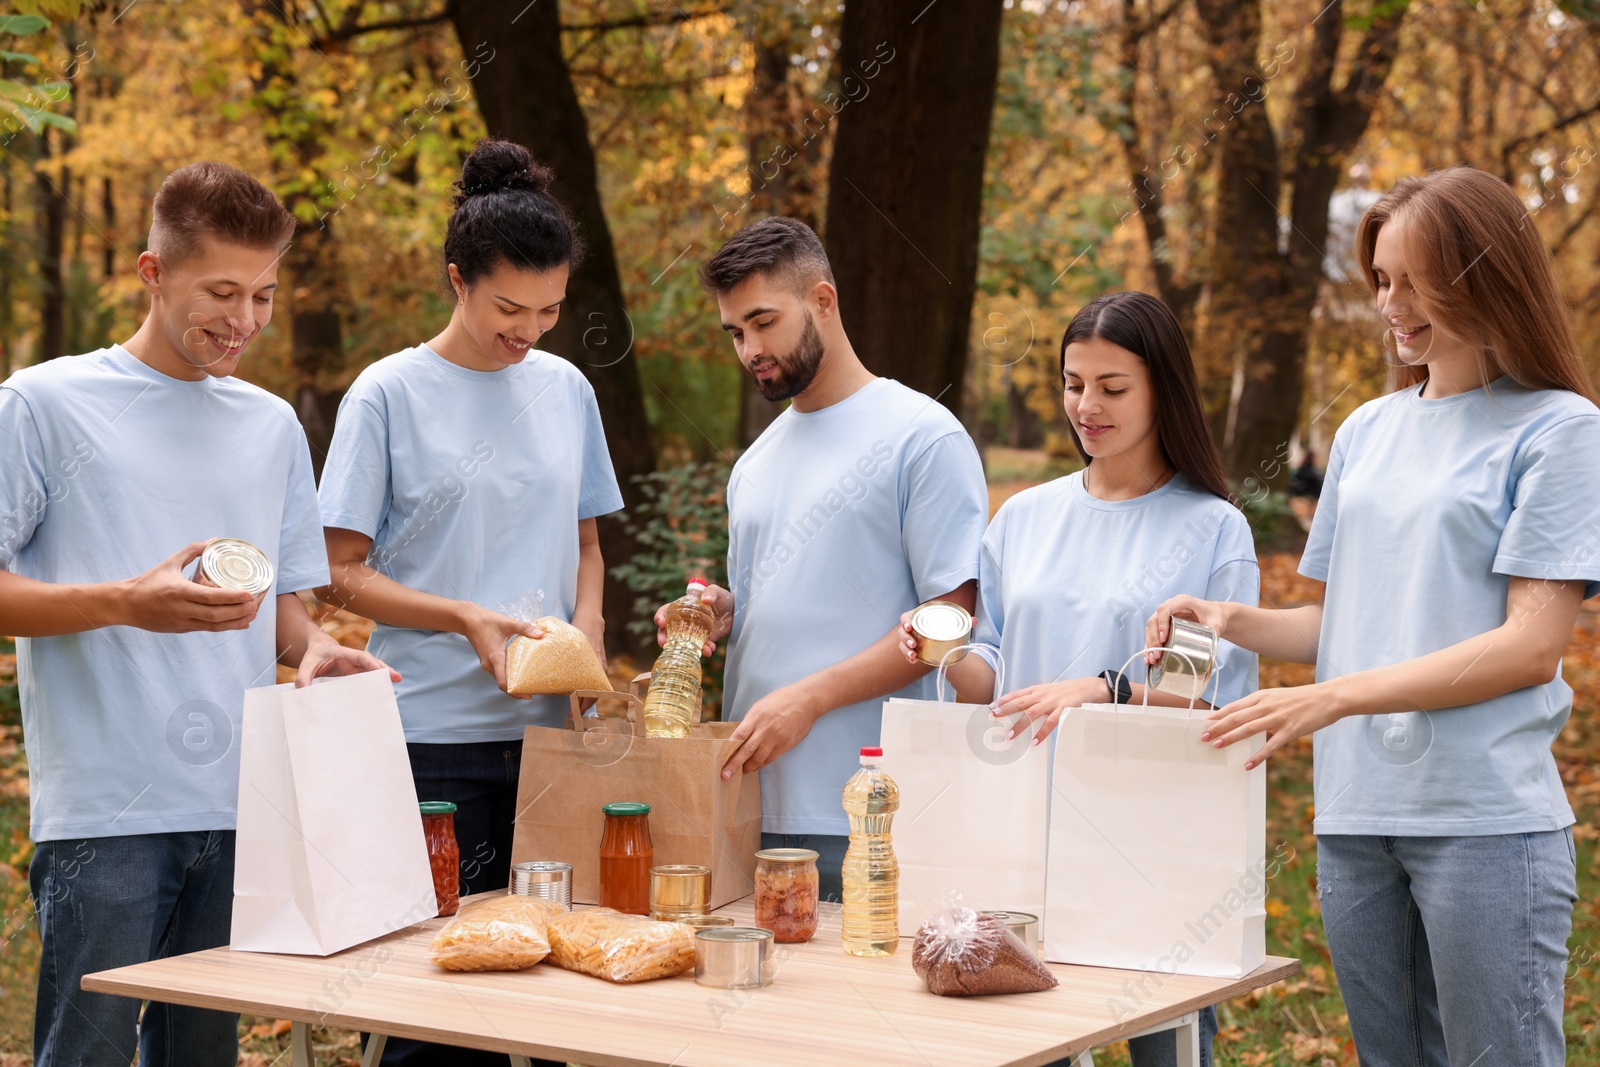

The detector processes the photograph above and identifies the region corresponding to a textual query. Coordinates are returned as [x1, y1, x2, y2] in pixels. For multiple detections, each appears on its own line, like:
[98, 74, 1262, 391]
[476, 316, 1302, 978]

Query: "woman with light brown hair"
[1149, 165, 1599, 1064]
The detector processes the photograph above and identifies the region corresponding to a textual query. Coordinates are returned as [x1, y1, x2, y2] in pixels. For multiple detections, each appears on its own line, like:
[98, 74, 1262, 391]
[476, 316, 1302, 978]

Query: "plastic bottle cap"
[859, 747, 883, 758]
[687, 577, 709, 591]
[418, 801, 458, 815]
[602, 801, 652, 816]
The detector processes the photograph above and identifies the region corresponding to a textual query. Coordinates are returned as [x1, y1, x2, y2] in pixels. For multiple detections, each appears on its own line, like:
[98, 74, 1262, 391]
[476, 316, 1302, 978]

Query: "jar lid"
[602, 801, 651, 816]
[418, 801, 458, 815]
[754, 848, 819, 863]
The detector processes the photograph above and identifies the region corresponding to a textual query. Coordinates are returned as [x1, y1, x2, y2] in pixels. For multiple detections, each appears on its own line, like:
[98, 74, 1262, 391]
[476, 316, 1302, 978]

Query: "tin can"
[694, 926, 776, 990]
[1148, 618, 1219, 701]
[981, 910, 1041, 957]
[194, 539, 274, 601]
[509, 861, 572, 909]
[911, 600, 972, 667]
[675, 914, 735, 930]
[650, 864, 712, 921]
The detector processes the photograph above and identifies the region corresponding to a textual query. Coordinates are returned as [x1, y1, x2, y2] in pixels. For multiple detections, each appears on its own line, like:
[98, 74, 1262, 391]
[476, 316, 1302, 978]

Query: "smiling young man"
[0, 162, 391, 1066]
[660, 217, 987, 901]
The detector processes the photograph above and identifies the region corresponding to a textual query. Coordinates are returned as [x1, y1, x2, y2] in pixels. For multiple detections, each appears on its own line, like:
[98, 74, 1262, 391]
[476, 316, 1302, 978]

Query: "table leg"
[290, 1021, 313, 1067]
[1174, 1014, 1200, 1067]
[509, 1058, 534, 1067]
[362, 1033, 389, 1067]
[1073, 1051, 1095, 1066]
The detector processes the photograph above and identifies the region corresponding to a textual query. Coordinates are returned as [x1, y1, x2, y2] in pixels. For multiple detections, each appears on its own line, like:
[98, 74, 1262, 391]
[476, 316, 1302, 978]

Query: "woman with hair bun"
[318, 141, 621, 1065]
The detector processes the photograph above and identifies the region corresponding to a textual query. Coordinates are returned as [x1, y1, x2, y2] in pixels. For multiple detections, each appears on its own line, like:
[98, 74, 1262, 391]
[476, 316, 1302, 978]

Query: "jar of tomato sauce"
[599, 802, 654, 915]
[419, 801, 460, 916]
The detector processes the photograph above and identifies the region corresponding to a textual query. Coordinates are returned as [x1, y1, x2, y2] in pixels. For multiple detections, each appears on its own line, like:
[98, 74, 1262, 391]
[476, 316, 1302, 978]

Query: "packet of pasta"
[546, 908, 696, 983]
[429, 895, 565, 972]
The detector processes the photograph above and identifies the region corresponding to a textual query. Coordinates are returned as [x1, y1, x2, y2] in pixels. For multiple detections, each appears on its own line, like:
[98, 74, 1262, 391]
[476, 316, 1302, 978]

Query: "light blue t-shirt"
[0, 345, 329, 842]
[976, 472, 1259, 707]
[723, 377, 988, 835]
[318, 344, 623, 743]
[1301, 380, 1600, 837]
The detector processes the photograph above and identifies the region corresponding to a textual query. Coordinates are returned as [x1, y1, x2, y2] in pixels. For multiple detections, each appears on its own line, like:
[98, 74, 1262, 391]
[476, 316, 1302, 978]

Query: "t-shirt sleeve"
[0, 387, 49, 569]
[1298, 424, 1349, 583]
[317, 392, 392, 539]
[1494, 412, 1600, 600]
[1206, 509, 1261, 707]
[276, 424, 332, 594]
[576, 383, 624, 520]
[901, 430, 986, 603]
[972, 513, 1005, 648]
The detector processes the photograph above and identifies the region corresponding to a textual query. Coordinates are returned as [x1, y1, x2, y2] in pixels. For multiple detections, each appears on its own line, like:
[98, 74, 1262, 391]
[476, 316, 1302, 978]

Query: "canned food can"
[509, 861, 572, 909]
[694, 926, 776, 989]
[194, 539, 274, 600]
[1148, 617, 1218, 701]
[649, 864, 711, 920]
[911, 600, 972, 667]
[675, 914, 735, 929]
[981, 910, 1041, 957]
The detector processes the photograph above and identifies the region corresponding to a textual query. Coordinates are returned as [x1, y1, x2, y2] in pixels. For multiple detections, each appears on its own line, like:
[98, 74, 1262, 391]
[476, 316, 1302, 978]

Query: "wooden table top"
[83, 898, 1298, 1067]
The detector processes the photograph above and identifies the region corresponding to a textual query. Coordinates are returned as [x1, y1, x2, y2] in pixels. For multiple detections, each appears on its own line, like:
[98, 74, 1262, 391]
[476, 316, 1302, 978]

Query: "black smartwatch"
[1098, 668, 1132, 705]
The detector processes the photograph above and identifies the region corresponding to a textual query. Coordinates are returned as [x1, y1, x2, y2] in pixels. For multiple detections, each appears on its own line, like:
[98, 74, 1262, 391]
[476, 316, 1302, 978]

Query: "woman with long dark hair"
[902, 290, 1258, 1067]
[1149, 165, 1598, 1066]
[317, 140, 621, 1067]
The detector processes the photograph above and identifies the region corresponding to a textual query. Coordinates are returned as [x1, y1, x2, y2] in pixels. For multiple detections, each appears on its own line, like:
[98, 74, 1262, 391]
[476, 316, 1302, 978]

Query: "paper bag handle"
[1110, 646, 1223, 717]
[933, 643, 1005, 704]
[568, 690, 645, 736]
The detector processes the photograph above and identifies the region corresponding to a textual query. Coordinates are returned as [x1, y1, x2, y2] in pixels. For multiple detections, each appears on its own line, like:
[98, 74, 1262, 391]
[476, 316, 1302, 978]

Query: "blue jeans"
[1317, 831, 1576, 1067]
[761, 832, 848, 903]
[375, 739, 562, 1067]
[31, 830, 238, 1067]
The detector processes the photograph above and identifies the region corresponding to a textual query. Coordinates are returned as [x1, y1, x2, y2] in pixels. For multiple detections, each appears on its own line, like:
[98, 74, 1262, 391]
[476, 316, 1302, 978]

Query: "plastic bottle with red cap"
[643, 577, 716, 738]
[841, 745, 900, 956]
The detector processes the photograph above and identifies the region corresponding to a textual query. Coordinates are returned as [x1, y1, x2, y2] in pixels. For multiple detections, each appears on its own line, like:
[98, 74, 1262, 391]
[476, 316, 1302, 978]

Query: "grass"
[0, 565, 1596, 1064]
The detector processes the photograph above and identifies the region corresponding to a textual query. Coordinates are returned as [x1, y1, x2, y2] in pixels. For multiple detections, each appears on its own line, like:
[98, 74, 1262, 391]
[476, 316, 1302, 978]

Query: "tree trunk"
[246, 1, 349, 476]
[736, 12, 823, 447]
[1193, 0, 1407, 487]
[823, 0, 1004, 410]
[450, 0, 656, 656]
[34, 127, 67, 362]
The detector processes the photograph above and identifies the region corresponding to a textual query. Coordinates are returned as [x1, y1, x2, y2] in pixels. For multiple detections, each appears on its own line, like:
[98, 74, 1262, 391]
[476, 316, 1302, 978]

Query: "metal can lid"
[981, 910, 1038, 925]
[695, 926, 775, 943]
[754, 848, 819, 864]
[911, 601, 971, 642]
[602, 801, 651, 816]
[650, 864, 711, 878]
[677, 914, 736, 928]
[512, 861, 572, 874]
[418, 801, 458, 815]
[200, 539, 274, 596]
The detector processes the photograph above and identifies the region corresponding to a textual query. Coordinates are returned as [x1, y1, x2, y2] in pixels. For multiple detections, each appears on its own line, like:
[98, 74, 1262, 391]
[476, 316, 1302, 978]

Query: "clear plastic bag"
[546, 907, 697, 983]
[429, 894, 566, 972]
[501, 591, 611, 696]
[912, 903, 1058, 997]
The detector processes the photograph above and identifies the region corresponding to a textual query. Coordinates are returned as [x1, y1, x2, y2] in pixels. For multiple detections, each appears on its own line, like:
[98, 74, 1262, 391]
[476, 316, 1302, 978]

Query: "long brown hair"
[1354, 166, 1597, 401]
[1059, 291, 1235, 504]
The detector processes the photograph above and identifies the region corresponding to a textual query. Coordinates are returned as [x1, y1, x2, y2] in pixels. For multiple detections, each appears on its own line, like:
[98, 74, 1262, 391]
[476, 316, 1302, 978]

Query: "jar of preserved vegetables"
[753, 847, 819, 943]
[419, 801, 460, 916]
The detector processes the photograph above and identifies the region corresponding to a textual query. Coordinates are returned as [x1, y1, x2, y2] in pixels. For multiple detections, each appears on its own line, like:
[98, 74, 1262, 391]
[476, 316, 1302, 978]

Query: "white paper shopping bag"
[1043, 653, 1266, 978]
[231, 669, 438, 955]
[880, 645, 1050, 937]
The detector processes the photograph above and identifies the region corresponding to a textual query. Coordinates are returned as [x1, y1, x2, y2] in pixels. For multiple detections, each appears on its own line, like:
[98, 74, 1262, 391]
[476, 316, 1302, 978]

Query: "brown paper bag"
[510, 687, 760, 909]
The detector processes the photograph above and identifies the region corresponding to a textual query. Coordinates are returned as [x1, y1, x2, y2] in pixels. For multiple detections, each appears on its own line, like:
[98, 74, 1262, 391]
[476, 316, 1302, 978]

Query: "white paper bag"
[1044, 687, 1266, 978]
[880, 645, 1050, 937]
[231, 669, 438, 955]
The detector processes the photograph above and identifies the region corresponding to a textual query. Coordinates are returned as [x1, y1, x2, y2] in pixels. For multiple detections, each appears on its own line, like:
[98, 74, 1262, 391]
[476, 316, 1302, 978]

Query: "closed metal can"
[509, 861, 572, 909]
[194, 539, 274, 601]
[981, 910, 1041, 957]
[911, 600, 972, 667]
[1148, 618, 1218, 701]
[675, 914, 735, 930]
[694, 926, 775, 989]
[649, 864, 712, 921]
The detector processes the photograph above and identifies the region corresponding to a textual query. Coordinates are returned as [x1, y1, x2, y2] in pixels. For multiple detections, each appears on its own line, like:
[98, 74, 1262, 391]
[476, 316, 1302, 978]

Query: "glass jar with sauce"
[599, 801, 654, 915]
[419, 801, 460, 916]
[754, 847, 819, 942]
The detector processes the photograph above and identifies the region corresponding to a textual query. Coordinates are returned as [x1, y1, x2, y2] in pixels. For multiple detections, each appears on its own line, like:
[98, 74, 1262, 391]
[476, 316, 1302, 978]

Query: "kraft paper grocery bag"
[879, 644, 1050, 937]
[511, 687, 760, 909]
[231, 670, 437, 955]
[1044, 698, 1266, 978]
